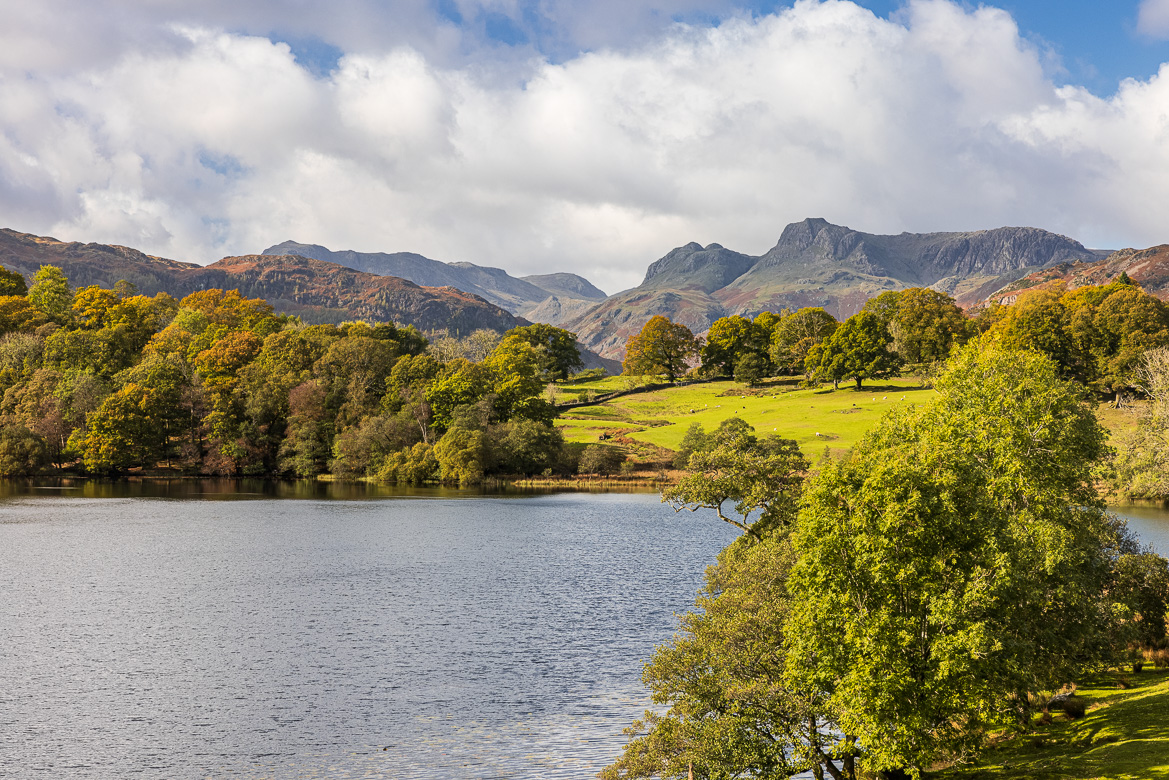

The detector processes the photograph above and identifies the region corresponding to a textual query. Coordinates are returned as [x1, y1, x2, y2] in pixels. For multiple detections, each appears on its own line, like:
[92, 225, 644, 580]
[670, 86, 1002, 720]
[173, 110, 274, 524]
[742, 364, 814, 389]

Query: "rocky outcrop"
[975, 245, 1169, 308]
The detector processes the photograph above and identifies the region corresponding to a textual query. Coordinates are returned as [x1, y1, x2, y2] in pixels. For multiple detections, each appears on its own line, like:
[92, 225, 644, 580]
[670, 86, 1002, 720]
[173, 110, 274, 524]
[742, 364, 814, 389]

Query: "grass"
[556, 377, 1145, 462]
[936, 669, 1169, 779]
[555, 377, 936, 458]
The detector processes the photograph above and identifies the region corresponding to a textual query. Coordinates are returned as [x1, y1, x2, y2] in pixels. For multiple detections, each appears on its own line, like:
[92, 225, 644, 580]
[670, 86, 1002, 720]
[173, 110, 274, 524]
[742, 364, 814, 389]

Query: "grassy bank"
[936, 669, 1169, 779]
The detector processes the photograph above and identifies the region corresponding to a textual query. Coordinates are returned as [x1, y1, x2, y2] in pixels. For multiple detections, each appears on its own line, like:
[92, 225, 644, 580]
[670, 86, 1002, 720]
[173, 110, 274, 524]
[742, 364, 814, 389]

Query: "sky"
[2, 0, 1169, 293]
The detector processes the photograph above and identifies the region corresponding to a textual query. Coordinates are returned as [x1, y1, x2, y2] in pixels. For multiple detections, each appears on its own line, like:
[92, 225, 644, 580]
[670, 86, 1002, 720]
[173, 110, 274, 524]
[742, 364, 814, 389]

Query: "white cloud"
[2, 0, 1169, 293]
[1138, 0, 1169, 38]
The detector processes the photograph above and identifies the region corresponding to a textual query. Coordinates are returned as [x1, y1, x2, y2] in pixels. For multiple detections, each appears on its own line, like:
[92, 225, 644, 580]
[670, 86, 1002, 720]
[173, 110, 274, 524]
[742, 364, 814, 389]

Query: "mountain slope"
[978, 245, 1169, 307]
[520, 273, 607, 302]
[569, 219, 1106, 360]
[0, 230, 526, 334]
[261, 240, 606, 318]
[0, 228, 199, 293]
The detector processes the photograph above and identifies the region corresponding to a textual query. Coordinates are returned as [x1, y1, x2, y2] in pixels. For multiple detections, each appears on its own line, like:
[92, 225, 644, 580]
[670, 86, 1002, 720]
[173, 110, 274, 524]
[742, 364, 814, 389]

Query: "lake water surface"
[0, 486, 737, 779]
[4, 484, 1169, 780]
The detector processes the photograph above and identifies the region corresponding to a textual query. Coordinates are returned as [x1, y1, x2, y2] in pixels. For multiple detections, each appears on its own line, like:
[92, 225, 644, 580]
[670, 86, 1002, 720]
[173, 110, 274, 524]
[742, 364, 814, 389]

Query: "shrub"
[377, 442, 438, 484]
[433, 428, 485, 485]
[0, 424, 48, 476]
[579, 444, 624, 475]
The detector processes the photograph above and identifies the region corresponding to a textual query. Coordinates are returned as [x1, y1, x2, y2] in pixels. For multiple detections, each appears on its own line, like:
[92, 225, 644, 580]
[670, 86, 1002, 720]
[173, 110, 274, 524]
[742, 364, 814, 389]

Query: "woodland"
[1, 262, 1169, 495]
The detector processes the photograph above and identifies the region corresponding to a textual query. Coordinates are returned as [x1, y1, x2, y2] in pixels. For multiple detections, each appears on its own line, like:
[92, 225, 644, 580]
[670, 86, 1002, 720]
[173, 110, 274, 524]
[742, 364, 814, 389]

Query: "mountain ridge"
[566, 218, 1110, 359]
[0, 229, 527, 335]
[261, 240, 606, 323]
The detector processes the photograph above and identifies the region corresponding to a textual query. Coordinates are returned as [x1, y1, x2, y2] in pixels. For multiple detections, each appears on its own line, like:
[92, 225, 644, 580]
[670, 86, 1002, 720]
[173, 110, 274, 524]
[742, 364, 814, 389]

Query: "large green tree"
[27, 265, 73, 324]
[787, 344, 1128, 777]
[807, 311, 900, 390]
[700, 315, 767, 377]
[864, 288, 971, 364]
[663, 417, 808, 539]
[770, 307, 838, 377]
[503, 323, 583, 381]
[601, 535, 833, 780]
[623, 316, 700, 382]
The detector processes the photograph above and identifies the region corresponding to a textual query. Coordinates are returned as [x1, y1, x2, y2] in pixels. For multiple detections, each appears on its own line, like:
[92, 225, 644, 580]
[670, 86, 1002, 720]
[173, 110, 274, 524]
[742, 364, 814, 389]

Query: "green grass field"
[937, 669, 1169, 779]
[555, 377, 936, 457]
[556, 376, 1145, 461]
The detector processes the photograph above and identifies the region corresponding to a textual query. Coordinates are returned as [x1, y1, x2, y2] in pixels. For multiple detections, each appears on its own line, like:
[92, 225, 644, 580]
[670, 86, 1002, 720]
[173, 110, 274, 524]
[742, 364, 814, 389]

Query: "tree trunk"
[855, 376, 863, 390]
[832, 378, 839, 390]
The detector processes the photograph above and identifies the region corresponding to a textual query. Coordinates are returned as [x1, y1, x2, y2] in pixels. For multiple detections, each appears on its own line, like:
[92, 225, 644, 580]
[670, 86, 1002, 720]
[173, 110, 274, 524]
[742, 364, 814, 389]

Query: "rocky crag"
[566, 218, 1107, 359]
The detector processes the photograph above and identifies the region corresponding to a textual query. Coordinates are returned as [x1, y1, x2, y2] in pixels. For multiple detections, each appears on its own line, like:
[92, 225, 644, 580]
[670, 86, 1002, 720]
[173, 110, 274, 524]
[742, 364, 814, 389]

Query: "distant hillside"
[0, 229, 527, 334]
[978, 245, 1169, 307]
[568, 218, 1106, 359]
[261, 241, 606, 324]
[519, 273, 607, 302]
[0, 228, 200, 293]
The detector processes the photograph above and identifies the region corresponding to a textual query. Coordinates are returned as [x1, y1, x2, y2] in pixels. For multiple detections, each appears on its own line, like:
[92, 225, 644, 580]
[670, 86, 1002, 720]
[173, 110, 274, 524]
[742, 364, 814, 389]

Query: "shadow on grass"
[939, 671, 1169, 779]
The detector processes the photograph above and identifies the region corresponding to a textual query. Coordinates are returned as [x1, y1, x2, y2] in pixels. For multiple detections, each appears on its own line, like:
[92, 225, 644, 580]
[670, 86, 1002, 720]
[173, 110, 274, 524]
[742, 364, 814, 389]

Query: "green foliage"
[0, 266, 28, 297]
[426, 359, 494, 430]
[991, 287, 1077, 375]
[788, 344, 1123, 776]
[485, 336, 546, 421]
[732, 351, 767, 386]
[579, 443, 625, 475]
[864, 288, 971, 364]
[807, 310, 901, 389]
[770, 307, 838, 376]
[671, 422, 708, 469]
[623, 315, 700, 382]
[81, 383, 175, 474]
[1112, 552, 1169, 646]
[992, 281, 1169, 398]
[0, 423, 48, 475]
[0, 296, 47, 335]
[1113, 347, 1169, 499]
[700, 315, 768, 377]
[602, 536, 830, 780]
[663, 417, 808, 539]
[433, 426, 486, 484]
[498, 419, 565, 475]
[377, 441, 438, 484]
[331, 413, 423, 478]
[28, 265, 73, 323]
[504, 323, 583, 381]
[278, 380, 333, 477]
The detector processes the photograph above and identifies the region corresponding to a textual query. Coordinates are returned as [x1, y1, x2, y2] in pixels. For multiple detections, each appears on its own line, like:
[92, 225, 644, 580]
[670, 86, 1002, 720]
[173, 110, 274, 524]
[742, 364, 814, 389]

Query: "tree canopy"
[807, 311, 900, 389]
[623, 316, 700, 382]
[607, 344, 1159, 780]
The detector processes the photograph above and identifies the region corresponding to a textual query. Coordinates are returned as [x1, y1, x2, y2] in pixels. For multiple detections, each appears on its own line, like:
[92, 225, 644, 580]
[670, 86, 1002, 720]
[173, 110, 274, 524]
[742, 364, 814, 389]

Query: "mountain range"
[564, 218, 1110, 358]
[0, 229, 524, 335]
[4, 218, 1163, 365]
[261, 240, 607, 325]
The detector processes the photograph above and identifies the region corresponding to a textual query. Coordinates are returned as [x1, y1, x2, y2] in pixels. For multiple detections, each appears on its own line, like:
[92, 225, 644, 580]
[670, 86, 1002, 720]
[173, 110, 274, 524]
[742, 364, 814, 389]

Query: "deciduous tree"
[623, 316, 700, 382]
[807, 311, 899, 390]
[788, 344, 1127, 776]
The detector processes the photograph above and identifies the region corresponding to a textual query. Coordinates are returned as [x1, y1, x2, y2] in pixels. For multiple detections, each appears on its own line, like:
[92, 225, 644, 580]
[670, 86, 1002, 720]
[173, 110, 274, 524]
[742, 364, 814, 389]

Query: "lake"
[0, 484, 737, 779]
[3, 484, 1169, 780]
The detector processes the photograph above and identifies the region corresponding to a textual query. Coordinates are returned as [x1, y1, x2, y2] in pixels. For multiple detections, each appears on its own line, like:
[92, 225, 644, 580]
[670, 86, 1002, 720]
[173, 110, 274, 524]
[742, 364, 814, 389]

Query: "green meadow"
[555, 376, 1143, 462]
[938, 669, 1169, 779]
[556, 377, 936, 457]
